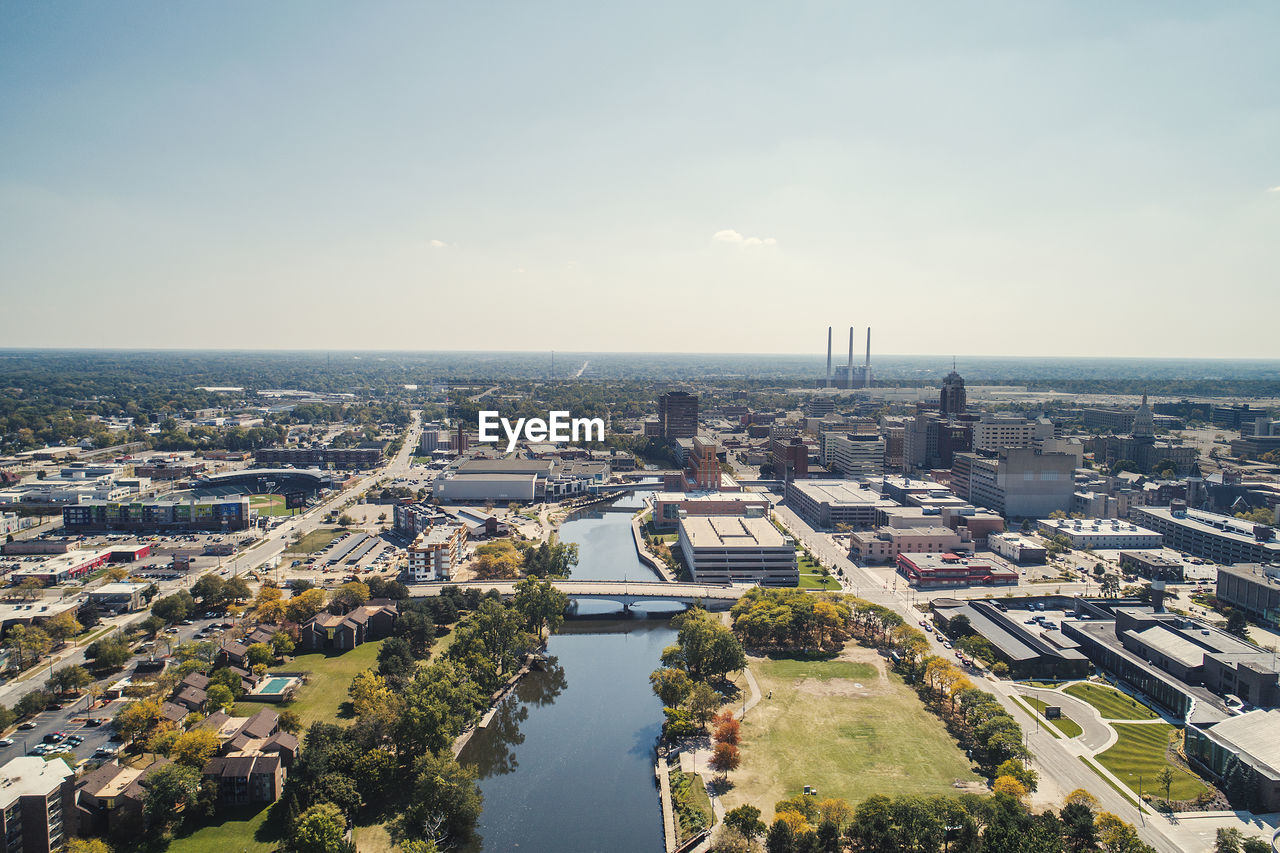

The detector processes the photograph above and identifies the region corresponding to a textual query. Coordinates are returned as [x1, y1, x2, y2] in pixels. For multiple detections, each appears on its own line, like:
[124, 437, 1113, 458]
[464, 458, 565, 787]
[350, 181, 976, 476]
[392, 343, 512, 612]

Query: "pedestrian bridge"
[407, 580, 749, 611]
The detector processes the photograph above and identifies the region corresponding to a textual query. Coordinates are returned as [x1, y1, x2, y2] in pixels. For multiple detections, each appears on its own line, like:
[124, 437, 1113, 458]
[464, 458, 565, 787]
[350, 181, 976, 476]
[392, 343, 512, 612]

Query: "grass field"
[1064, 683, 1159, 720]
[724, 653, 978, 817]
[351, 822, 397, 853]
[797, 553, 841, 591]
[284, 527, 344, 554]
[250, 493, 296, 517]
[234, 639, 384, 727]
[1095, 723, 1209, 801]
[165, 803, 281, 853]
[1023, 695, 1085, 738]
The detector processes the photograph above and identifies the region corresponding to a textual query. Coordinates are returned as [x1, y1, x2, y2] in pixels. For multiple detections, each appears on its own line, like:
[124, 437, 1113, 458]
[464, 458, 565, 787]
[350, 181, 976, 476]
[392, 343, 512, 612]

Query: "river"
[459, 492, 676, 852]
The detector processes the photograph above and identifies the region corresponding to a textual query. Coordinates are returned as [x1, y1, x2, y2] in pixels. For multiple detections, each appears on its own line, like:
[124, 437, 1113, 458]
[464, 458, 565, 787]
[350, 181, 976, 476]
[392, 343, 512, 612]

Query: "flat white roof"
[0, 756, 73, 804]
[789, 480, 893, 506]
[1206, 709, 1280, 777]
[680, 516, 787, 549]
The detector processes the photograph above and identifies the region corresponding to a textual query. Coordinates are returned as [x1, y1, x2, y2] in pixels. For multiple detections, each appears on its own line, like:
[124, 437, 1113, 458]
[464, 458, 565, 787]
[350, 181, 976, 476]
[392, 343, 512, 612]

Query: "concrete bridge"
[407, 580, 748, 611]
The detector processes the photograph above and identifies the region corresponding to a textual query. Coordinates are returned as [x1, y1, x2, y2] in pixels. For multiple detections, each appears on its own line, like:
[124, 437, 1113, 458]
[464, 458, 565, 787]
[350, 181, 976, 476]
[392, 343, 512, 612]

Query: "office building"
[1118, 550, 1185, 581]
[785, 480, 895, 529]
[1216, 563, 1280, 626]
[939, 370, 966, 416]
[657, 391, 699, 440]
[87, 582, 151, 613]
[650, 492, 770, 531]
[1213, 404, 1262, 431]
[971, 414, 1055, 453]
[768, 436, 809, 482]
[1131, 506, 1280, 566]
[254, 446, 383, 469]
[1037, 518, 1163, 550]
[896, 552, 1017, 588]
[827, 433, 886, 478]
[849, 525, 972, 564]
[0, 756, 75, 853]
[686, 437, 721, 491]
[951, 447, 1076, 518]
[677, 516, 797, 586]
[903, 408, 973, 473]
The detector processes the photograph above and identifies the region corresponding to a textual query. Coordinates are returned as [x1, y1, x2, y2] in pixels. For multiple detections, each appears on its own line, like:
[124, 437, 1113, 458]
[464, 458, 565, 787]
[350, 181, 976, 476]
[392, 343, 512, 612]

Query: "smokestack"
[847, 327, 854, 390]
[825, 327, 832, 388]
[865, 327, 872, 388]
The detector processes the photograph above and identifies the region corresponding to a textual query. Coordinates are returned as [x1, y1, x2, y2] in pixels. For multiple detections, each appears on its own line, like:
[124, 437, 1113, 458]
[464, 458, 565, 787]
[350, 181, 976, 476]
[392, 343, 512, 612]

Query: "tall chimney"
[825, 327, 832, 388]
[865, 327, 872, 388]
[847, 327, 854, 390]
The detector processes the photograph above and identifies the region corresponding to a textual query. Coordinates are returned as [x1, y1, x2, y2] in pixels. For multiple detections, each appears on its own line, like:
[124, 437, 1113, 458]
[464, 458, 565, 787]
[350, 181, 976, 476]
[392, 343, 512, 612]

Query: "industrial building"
[1130, 505, 1280, 566]
[784, 480, 895, 530]
[1036, 518, 1163, 550]
[676, 516, 797, 586]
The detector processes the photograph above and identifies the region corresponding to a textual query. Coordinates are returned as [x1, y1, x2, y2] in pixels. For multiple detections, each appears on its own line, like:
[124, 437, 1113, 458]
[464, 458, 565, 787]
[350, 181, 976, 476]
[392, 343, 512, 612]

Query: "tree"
[224, 575, 251, 602]
[272, 630, 296, 657]
[15, 690, 53, 720]
[114, 698, 163, 744]
[765, 817, 796, 853]
[1226, 610, 1251, 641]
[1242, 838, 1271, 853]
[85, 635, 132, 671]
[191, 574, 228, 608]
[44, 610, 83, 642]
[377, 636, 417, 689]
[205, 683, 235, 713]
[472, 540, 524, 580]
[291, 802, 348, 853]
[171, 729, 220, 768]
[47, 664, 92, 695]
[143, 763, 202, 832]
[1060, 801, 1097, 853]
[650, 667, 693, 707]
[1157, 766, 1175, 802]
[152, 589, 195, 623]
[286, 588, 329, 624]
[349, 670, 395, 719]
[246, 642, 275, 668]
[709, 742, 741, 778]
[995, 758, 1038, 793]
[3, 624, 52, 671]
[512, 575, 568, 639]
[68, 841, 112, 853]
[685, 682, 722, 726]
[713, 714, 741, 746]
[993, 775, 1029, 801]
[332, 581, 371, 613]
[403, 752, 483, 846]
[1095, 811, 1156, 853]
[665, 608, 746, 682]
[394, 607, 436, 658]
[724, 805, 765, 844]
[256, 585, 286, 623]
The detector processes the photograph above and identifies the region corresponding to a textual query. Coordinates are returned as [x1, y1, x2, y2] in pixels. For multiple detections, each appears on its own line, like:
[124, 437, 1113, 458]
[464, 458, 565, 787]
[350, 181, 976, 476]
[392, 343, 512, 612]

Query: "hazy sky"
[2, 2, 1277, 357]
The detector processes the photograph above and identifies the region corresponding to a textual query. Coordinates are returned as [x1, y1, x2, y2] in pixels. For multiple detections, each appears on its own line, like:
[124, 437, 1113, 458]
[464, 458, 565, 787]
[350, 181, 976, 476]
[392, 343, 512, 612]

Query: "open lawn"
[165, 803, 282, 853]
[285, 527, 343, 554]
[1064, 683, 1159, 720]
[351, 822, 397, 853]
[724, 651, 978, 817]
[796, 554, 841, 591]
[1023, 695, 1084, 738]
[1095, 723, 1209, 801]
[234, 639, 384, 727]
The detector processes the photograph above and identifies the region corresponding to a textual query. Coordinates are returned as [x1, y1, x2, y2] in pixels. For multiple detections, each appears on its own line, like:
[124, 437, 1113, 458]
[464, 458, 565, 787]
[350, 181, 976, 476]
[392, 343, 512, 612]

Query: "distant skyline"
[2, 3, 1278, 356]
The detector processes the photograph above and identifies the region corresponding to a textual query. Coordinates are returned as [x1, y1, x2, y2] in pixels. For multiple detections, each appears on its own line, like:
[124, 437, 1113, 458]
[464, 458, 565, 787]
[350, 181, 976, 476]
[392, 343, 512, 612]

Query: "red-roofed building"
[896, 552, 1018, 588]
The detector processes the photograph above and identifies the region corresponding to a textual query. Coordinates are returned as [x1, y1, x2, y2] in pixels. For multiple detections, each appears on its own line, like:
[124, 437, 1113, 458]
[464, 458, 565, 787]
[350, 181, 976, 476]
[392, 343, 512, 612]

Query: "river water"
[459, 492, 676, 852]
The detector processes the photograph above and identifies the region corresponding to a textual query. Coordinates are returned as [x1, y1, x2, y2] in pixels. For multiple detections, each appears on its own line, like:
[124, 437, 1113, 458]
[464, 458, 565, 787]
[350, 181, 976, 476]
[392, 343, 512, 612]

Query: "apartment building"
[0, 757, 75, 853]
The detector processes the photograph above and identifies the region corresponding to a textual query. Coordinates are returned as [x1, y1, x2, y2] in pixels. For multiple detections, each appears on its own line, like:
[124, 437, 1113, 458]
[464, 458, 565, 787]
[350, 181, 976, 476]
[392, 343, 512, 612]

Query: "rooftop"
[788, 480, 896, 506]
[1203, 709, 1280, 778]
[0, 756, 73, 803]
[679, 516, 788, 549]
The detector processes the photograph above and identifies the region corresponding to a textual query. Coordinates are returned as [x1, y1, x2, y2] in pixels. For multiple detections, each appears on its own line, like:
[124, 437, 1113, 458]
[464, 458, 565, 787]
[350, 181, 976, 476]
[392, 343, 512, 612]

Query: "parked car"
[0, 738, 13, 747]
[17, 722, 36, 731]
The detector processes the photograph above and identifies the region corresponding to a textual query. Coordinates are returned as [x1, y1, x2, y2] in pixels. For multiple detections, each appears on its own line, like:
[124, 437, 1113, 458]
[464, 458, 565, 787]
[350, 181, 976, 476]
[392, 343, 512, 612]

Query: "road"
[769, 499, 1189, 853]
[220, 411, 422, 579]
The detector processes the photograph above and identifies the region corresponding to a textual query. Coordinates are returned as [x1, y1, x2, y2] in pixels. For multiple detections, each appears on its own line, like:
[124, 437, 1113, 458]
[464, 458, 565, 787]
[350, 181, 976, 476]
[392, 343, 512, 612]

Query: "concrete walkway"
[656, 756, 678, 853]
[1014, 684, 1116, 752]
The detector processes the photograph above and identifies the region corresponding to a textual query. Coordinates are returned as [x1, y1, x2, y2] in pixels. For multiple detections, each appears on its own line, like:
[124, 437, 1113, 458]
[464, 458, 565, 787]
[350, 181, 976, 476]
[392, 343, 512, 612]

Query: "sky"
[1, 2, 1277, 357]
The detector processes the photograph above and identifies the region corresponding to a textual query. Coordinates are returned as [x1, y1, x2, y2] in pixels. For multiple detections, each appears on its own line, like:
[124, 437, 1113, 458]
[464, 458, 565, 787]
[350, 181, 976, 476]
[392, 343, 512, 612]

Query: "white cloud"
[1268, 186, 1280, 193]
[712, 229, 776, 247]
[428, 239, 449, 248]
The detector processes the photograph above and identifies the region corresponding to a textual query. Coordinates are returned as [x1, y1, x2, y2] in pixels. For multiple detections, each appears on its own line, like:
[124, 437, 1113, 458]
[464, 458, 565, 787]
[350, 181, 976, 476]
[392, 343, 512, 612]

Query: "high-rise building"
[0, 756, 75, 853]
[658, 391, 699, 439]
[687, 436, 721, 490]
[940, 370, 966, 416]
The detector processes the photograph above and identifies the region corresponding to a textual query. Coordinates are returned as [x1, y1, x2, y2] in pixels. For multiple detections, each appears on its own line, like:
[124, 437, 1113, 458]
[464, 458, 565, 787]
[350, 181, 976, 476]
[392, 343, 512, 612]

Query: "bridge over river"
[406, 580, 748, 611]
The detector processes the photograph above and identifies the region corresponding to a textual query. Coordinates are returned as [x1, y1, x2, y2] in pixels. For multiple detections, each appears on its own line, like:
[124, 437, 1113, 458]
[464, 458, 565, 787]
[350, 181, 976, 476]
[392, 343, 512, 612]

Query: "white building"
[971, 414, 1056, 453]
[677, 516, 797, 586]
[1037, 518, 1163, 550]
[827, 433, 886, 477]
[988, 532, 1048, 563]
[406, 524, 468, 582]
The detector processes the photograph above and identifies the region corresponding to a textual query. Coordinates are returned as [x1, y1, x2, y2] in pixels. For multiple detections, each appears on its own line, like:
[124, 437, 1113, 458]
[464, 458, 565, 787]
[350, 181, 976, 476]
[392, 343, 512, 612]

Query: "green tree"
[291, 802, 348, 853]
[1226, 610, 1251, 641]
[1157, 767, 1175, 802]
[152, 589, 195, 623]
[724, 805, 765, 844]
[85, 635, 132, 670]
[205, 683, 235, 713]
[332, 581, 371, 613]
[663, 609, 746, 682]
[47, 664, 92, 695]
[649, 667, 693, 707]
[3, 624, 53, 671]
[44, 609, 83, 642]
[143, 763, 202, 833]
[246, 642, 275, 667]
[403, 752, 483, 847]
[685, 681, 722, 726]
[191, 574, 228, 608]
[512, 575, 569, 639]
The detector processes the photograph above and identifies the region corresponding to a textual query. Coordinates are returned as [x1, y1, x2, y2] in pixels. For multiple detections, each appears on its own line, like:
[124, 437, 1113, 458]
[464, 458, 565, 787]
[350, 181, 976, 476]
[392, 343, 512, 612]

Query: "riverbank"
[631, 511, 676, 582]
[451, 649, 544, 758]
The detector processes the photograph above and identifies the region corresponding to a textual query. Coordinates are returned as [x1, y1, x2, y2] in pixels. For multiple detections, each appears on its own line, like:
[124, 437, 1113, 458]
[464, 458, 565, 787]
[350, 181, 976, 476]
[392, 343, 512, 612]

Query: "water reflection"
[468, 659, 569, 780]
